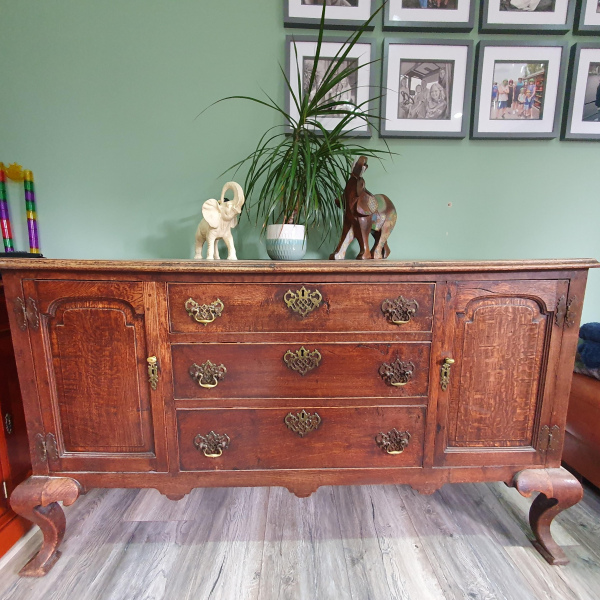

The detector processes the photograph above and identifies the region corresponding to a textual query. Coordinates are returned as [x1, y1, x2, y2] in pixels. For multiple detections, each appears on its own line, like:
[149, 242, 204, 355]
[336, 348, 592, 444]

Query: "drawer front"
[168, 283, 434, 334]
[177, 406, 425, 471]
[172, 342, 430, 399]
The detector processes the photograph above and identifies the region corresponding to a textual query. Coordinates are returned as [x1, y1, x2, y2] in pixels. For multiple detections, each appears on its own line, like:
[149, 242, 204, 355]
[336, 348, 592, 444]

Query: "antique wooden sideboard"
[0, 258, 597, 576]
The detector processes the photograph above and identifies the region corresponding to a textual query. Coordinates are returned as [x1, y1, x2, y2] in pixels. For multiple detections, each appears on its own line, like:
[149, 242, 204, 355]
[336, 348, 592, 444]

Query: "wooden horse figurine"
[329, 156, 397, 260]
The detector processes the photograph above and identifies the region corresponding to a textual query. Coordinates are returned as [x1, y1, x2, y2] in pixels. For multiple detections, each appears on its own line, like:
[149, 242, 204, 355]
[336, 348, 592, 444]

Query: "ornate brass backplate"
[379, 358, 414, 387]
[13, 297, 27, 331]
[283, 346, 322, 376]
[4, 412, 13, 435]
[184, 297, 224, 325]
[147, 356, 159, 391]
[283, 286, 323, 318]
[440, 357, 455, 392]
[189, 360, 227, 388]
[284, 409, 322, 437]
[194, 431, 230, 458]
[381, 296, 419, 325]
[375, 429, 411, 454]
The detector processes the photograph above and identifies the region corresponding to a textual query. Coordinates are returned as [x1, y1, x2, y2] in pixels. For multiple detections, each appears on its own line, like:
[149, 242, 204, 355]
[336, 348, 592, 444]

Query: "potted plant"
[217, 5, 388, 260]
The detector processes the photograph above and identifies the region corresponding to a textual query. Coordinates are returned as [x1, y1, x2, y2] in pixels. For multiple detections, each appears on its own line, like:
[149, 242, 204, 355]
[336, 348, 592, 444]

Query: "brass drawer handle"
[284, 286, 323, 318]
[284, 409, 322, 437]
[440, 357, 455, 392]
[184, 297, 224, 325]
[381, 296, 419, 325]
[283, 346, 321, 376]
[376, 429, 411, 454]
[194, 431, 230, 458]
[379, 358, 414, 387]
[189, 360, 227, 388]
[147, 356, 159, 390]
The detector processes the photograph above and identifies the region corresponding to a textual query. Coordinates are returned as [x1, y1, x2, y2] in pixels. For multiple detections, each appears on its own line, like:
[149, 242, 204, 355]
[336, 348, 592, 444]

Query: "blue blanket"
[575, 322, 600, 379]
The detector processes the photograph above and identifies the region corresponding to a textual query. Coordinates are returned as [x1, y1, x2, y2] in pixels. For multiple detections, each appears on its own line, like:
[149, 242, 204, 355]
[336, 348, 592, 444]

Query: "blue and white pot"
[265, 224, 307, 261]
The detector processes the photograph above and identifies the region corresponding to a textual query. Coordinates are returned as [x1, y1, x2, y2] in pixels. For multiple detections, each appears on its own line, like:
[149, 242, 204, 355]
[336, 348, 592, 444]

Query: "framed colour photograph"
[471, 41, 569, 140]
[562, 43, 600, 141]
[575, 0, 600, 33]
[480, 0, 576, 33]
[383, 0, 475, 32]
[285, 36, 376, 137]
[284, 0, 375, 30]
[380, 39, 474, 139]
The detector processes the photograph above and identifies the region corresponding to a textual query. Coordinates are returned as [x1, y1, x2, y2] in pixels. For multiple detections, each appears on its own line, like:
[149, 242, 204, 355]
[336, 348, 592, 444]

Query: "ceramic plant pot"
[265, 224, 306, 261]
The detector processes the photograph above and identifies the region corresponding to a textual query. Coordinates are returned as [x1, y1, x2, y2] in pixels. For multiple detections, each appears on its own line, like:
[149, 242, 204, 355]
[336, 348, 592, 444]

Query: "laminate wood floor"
[0, 481, 599, 600]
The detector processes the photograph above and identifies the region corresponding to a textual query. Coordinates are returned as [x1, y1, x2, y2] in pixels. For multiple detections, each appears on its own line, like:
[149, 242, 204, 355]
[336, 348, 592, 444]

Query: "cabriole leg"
[513, 467, 583, 565]
[10, 476, 82, 577]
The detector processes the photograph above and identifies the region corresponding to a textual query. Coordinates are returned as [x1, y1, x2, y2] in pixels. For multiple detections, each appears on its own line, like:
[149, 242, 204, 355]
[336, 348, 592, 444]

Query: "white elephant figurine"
[194, 181, 245, 260]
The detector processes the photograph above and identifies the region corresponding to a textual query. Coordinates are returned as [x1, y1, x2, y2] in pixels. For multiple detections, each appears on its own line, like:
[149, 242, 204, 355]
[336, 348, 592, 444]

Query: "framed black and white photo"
[285, 36, 376, 137]
[562, 43, 600, 140]
[380, 39, 474, 138]
[480, 0, 576, 33]
[284, 0, 375, 30]
[383, 0, 475, 32]
[575, 0, 600, 33]
[471, 41, 568, 140]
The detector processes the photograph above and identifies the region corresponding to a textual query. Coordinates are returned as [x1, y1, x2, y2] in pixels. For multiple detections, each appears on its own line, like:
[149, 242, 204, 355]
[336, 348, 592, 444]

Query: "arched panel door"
[23, 280, 167, 473]
[434, 279, 570, 468]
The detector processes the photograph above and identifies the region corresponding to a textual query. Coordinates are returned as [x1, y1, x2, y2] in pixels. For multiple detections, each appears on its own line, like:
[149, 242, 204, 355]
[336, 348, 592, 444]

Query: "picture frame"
[471, 41, 569, 140]
[285, 36, 376, 137]
[383, 0, 475, 32]
[562, 43, 600, 141]
[284, 0, 375, 30]
[575, 0, 600, 33]
[480, 0, 575, 34]
[380, 39, 474, 139]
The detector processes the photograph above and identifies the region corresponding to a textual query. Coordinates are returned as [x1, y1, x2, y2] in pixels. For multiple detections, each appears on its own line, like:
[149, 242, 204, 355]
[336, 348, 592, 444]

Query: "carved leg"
[513, 467, 583, 565]
[330, 219, 354, 260]
[373, 218, 394, 260]
[10, 476, 82, 577]
[354, 218, 372, 260]
[194, 232, 205, 259]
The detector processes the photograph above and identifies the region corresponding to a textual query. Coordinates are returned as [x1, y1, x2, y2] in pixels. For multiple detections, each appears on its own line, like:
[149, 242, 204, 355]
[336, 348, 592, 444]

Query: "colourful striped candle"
[0, 163, 15, 252]
[24, 170, 41, 254]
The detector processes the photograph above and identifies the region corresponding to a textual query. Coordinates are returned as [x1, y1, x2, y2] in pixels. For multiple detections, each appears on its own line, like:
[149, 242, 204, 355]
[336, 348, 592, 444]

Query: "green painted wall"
[1, 1, 598, 321]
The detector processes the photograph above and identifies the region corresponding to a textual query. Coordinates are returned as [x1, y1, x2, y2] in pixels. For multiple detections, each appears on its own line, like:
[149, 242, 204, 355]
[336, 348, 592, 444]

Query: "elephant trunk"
[221, 182, 245, 213]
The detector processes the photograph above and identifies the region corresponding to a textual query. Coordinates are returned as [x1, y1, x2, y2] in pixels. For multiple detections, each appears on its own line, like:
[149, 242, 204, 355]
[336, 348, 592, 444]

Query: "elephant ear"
[202, 198, 221, 229]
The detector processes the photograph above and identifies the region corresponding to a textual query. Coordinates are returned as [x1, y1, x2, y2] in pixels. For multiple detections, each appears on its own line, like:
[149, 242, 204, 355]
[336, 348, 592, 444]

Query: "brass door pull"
[283, 347, 321, 376]
[194, 431, 230, 458]
[284, 409, 322, 437]
[147, 356, 159, 390]
[440, 357, 455, 391]
[379, 358, 415, 387]
[189, 360, 227, 388]
[185, 298, 224, 325]
[284, 286, 323, 318]
[381, 296, 419, 325]
[376, 429, 411, 454]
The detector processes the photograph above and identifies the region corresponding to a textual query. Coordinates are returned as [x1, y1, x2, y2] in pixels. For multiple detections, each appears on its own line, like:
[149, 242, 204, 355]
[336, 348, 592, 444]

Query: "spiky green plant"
[215, 4, 389, 241]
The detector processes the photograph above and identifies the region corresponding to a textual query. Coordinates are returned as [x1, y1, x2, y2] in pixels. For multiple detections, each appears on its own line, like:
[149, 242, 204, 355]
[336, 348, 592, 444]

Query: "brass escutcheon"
[379, 358, 415, 387]
[284, 286, 323, 318]
[375, 429, 411, 454]
[184, 297, 224, 325]
[194, 431, 230, 458]
[283, 347, 322, 376]
[381, 296, 419, 325]
[147, 356, 159, 391]
[189, 360, 227, 388]
[284, 409, 322, 437]
[440, 357, 455, 392]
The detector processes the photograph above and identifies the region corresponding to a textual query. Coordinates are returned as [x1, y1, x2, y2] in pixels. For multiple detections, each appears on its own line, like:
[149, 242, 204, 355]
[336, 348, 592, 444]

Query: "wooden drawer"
[168, 282, 434, 334]
[177, 406, 425, 471]
[172, 342, 430, 399]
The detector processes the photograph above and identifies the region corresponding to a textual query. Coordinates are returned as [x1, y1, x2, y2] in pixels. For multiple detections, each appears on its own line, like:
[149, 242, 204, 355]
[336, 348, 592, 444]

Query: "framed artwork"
[562, 43, 600, 141]
[285, 36, 376, 137]
[284, 0, 375, 30]
[575, 0, 600, 33]
[471, 41, 568, 140]
[480, 0, 576, 33]
[380, 39, 474, 139]
[383, 0, 475, 32]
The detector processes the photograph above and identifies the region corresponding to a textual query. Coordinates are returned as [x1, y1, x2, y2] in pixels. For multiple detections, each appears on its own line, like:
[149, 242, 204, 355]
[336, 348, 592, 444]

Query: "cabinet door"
[435, 279, 568, 468]
[23, 279, 166, 473]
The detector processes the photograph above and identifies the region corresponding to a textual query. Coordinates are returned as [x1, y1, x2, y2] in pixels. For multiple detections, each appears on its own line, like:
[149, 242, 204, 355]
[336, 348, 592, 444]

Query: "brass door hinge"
[14, 296, 40, 331]
[555, 295, 577, 328]
[538, 425, 561, 455]
[34, 432, 59, 463]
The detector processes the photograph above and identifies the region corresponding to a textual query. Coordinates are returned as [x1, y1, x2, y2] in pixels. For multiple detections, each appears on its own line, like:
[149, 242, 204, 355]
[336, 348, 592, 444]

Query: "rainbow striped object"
[0, 164, 15, 252]
[24, 170, 40, 254]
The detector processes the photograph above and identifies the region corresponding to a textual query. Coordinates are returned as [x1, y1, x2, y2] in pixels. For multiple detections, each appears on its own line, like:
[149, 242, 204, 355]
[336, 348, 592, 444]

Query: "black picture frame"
[562, 43, 600, 141]
[379, 38, 474, 139]
[575, 0, 600, 33]
[284, 0, 375, 30]
[383, 0, 475, 32]
[480, 0, 576, 34]
[471, 40, 569, 140]
[284, 35, 377, 138]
